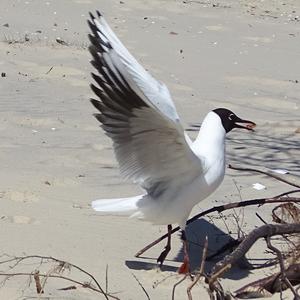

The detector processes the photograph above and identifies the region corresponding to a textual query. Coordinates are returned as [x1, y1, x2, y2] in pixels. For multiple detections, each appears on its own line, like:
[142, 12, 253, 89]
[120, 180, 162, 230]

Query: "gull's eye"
[228, 113, 235, 121]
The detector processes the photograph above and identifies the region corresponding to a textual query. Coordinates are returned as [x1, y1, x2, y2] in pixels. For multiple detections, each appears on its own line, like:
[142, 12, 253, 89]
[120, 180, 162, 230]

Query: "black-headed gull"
[87, 11, 256, 273]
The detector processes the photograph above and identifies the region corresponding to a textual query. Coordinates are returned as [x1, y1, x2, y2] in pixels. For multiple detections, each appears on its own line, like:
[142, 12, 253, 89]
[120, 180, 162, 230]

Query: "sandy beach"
[0, 0, 299, 299]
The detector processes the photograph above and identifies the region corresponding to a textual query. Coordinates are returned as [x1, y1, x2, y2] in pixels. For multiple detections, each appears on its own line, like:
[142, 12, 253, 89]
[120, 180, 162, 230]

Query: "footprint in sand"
[3, 215, 38, 225]
[44, 177, 80, 187]
[5, 190, 39, 203]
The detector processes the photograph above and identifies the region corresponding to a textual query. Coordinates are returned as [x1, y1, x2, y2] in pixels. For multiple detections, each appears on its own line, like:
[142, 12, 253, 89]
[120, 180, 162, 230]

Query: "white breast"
[131, 111, 227, 227]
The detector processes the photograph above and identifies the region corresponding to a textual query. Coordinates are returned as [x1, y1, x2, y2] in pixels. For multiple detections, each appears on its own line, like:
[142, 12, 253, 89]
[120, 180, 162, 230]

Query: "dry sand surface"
[0, 0, 299, 299]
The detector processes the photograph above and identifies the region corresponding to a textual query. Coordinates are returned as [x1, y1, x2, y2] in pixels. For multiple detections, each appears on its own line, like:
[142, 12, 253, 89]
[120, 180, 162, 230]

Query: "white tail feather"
[91, 195, 142, 215]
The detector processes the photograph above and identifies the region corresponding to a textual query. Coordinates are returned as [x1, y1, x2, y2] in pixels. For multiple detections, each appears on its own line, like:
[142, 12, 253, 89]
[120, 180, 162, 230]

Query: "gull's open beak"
[234, 117, 256, 131]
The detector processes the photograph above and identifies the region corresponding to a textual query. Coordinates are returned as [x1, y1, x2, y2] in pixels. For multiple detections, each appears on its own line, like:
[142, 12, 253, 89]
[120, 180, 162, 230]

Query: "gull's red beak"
[234, 117, 256, 131]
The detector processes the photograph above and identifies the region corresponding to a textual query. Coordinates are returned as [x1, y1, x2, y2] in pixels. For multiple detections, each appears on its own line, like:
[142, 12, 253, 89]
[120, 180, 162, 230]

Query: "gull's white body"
[89, 12, 227, 229]
[92, 112, 226, 228]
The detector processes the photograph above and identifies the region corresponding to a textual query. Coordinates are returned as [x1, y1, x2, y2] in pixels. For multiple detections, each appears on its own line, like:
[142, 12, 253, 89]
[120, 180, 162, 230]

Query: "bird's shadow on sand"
[126, 219, 250, 280]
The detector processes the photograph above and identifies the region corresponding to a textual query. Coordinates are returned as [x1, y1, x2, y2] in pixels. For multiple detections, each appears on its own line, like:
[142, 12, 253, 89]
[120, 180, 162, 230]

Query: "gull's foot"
[178, 255, 190, 274]
[178, 229, 190, 273]
[157, 245, 170, 267]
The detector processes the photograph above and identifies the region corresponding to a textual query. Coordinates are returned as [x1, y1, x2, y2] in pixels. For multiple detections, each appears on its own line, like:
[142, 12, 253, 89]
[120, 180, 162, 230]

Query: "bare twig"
[58, 285, 77, 291]
[208, 279, 229, 300]
[209, 264, 232, 285]
[131, 273, 150, 300]
[4, 255, 105, 296]
[272, 202, 300, 224]
[106, 264, 108, 294]
[0, 255, 115, 300]
[172, 275, 188, 300]
[33, 271, 44, 294]
[199, 237, 208, 275]
[231, 179, 246, 238]
[266, 237, 300, 299]
[135, 191, 300, 257]
[228, 164, 300, 188]
[0, 272, 118, 298]
[187, 236, 208, 300]
[256, 212, 268, 224]
[45, 66, 53, 74]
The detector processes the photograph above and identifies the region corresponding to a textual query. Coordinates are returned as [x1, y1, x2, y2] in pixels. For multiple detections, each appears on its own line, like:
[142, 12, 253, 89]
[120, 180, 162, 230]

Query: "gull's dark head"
[213, 108, 256, 133]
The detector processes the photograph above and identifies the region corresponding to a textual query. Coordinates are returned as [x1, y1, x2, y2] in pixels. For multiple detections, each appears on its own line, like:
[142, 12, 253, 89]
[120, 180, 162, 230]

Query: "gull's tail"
[91, 195, 143, 216]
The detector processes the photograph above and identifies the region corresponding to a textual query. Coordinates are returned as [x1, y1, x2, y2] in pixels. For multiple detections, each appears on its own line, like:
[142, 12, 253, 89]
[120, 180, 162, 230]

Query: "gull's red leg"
[178, 230, 190, 274]
[157, 224, 172, 267]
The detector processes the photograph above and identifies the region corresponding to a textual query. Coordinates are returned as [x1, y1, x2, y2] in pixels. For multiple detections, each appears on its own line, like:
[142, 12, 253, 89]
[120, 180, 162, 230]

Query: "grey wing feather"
[88, 11, 180, 122]
[88, 12, 202, 196]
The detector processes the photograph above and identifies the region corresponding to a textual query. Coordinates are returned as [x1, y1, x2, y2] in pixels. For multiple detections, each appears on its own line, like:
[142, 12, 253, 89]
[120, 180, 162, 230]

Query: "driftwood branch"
[135, 191, 300, 257]
[210, 223, 300, 278]
[173, 222, 300, 299]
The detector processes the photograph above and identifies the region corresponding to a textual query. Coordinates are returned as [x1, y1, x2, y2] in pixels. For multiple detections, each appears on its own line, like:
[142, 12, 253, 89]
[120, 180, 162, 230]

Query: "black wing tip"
[91, 72, 104, 86]
[90, 83, 104, 97]
[91, 72, 98, 81]
[89, 12, 95, 21]
[88, 34, 100, 50]
[89, 10, 102, 20]
[87, 33, 94, 45]
[88, 44, 96, 54]
[87, 19, 94, 30]
[88, 46, 102, 63]
[93, 113, 105, 124]
[90, 98, 101, 108]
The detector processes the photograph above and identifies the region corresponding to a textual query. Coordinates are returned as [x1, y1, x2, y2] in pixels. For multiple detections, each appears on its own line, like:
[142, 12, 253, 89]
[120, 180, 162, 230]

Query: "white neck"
[192, 111, 226, 161]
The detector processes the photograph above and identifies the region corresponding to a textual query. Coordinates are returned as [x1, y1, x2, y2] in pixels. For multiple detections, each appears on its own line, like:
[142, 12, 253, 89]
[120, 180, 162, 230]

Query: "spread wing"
[88, 11, 202, 197]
